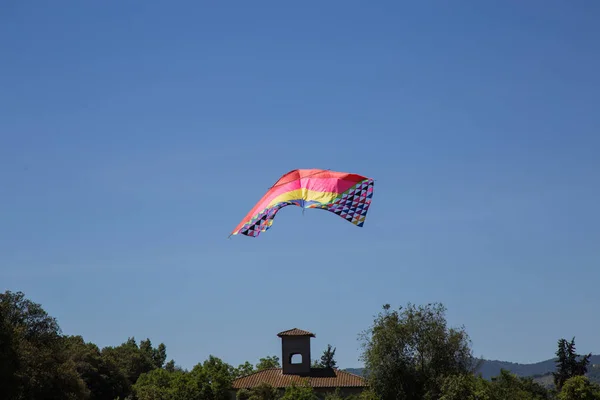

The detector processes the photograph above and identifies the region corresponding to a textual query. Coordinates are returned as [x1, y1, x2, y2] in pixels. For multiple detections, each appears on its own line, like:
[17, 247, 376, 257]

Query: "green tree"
[359, 302, 475, 400]
[169, 370, 201, 400]
[133, 368, 175, 400]
[518, 376, 553, 400]
[0, 303, 19, 400]
[324, 387, 368, 400]
[237, 388, 252, 399]
[558, 375, 600, 400]
[139, 338, 168, 369]
[439, 373, 490, 400]
[235, 361, 256, 378]
[191, 355, 236, 400]
[100, 337, 158, 398]
[0, 290, 89, 400]
[237, 382, 279, 400]
[487, 369, 551, 400]
[134, 356, 237, 400]
[256, 355, 281, 370]
[357, 389, 381, 400]
[280, 381, 318, 400]
[554, 338, 592, 391]
[319, 344, 337, 369]
[324, 388, 344, 400]
[63, 335, 128, 400]
[140, 338, 153, 355]
[153, 343, 167, 368]
[165, 359, 176, 372]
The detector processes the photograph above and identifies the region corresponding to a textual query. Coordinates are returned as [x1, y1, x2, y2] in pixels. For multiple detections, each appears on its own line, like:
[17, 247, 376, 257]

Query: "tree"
[324, 388, 344, 400]
[153, 343, 167, 369]
[0, 290, 89, 400]
[100, 337, 158, 398]
[139, 338, 167, 370]
[235, 361, 256, 378]
[357, 389, 382, 400]
[133, 368, 175, 400]
[320, 344, 337, 369]
[134, 355, 236, 400]
[63, 335, 129, 400]
[0, 302, 19, 399]
[280, 381, 318, 400]
[237, 382, 279, 400]
[359, 302, 476, 400]
[256, 355, 281, 370]
[191, 355, 236, 400]
[487, 369, 551, 400]
[1, 290, 179, 400]
[554, 337, 592, 391]
[439, 373, 490, 400]
[165, 359, 176, 372]
[558, 375, 600, 400]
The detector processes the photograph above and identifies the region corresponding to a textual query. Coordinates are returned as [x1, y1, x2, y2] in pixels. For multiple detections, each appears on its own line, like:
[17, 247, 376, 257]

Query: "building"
[231, 328, 368, 399]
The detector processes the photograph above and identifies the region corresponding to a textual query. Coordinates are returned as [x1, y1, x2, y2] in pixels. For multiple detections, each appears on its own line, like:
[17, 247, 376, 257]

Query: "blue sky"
[1, 1, 599, 370]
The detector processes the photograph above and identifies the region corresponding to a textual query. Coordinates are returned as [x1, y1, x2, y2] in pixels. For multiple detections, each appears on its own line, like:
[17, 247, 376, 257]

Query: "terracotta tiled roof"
[276, 328, 315, 337]
[232, 368, 367, 389]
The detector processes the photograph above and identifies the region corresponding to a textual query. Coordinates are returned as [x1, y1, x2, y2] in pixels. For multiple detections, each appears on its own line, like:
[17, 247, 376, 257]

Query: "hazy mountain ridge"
[344, 355, 600, 384]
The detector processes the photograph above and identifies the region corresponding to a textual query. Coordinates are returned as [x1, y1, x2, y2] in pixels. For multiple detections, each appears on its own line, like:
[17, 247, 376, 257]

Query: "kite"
[230, 169, 374, 237]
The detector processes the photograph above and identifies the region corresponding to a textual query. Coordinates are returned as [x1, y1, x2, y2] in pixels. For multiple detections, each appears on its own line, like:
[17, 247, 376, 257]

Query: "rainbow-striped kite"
[230, 169, 374, 237]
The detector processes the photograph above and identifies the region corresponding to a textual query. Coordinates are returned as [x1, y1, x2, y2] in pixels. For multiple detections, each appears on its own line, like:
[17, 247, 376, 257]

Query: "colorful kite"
[230, 169, 374, 237]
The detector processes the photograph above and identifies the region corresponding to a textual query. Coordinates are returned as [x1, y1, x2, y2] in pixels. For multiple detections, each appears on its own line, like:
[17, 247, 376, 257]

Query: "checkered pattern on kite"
[312, 178, 374, 227]
[236, 202, 293, 237]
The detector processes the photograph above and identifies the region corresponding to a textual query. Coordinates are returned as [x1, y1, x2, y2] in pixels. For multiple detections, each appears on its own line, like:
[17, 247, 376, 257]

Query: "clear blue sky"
[1, 1, 599, 370]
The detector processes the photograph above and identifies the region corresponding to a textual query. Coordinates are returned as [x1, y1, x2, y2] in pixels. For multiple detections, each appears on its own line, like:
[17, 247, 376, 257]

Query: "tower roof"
[232, 368, 367, 389]
[277, 328, 316, 338]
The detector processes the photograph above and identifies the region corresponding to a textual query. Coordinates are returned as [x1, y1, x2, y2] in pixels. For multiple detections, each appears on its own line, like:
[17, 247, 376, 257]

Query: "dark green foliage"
[0, 306, 19, 399]
[138, 339, 167, 369]
[554, 338, 592, 391]
[440, 374, 473, 400]
[235, 361, 256, 378]
[0, 290, 174, 400]
[154, 343, 168, 368]
[324, 388, 345, 399]
[100, 336, 162, 398]
[62, 335, 128, 400]
[359, 302, 475, 399]
[557, 375, 600, 400]
[165, 359, 176, 372]
[319, 344, 337, 369]
[438, 370, 554, 400]
[279, 381, 318, 400]
[0, 290, 89, 400]
[487, 369, 552, 400]
[236, 382, 279, 400]
[196, 355, 237, 400]
[133, 355, 236, 400]
[256, 355, 281, 370]
[323, 388, 376, 400]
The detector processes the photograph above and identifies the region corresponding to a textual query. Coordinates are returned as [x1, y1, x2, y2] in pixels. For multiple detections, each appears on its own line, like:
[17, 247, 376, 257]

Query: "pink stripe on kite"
[250, 177, 359, 215]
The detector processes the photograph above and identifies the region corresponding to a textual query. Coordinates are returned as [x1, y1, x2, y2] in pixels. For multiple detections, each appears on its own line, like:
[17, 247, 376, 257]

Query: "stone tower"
[277, 328, 315, 376]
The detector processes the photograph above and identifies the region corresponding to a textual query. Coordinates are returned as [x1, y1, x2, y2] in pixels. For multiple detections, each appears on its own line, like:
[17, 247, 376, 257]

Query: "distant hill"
[344, 368, 364, 377]
[476, 356, 600, 381]
[343, 355, 600, 386]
